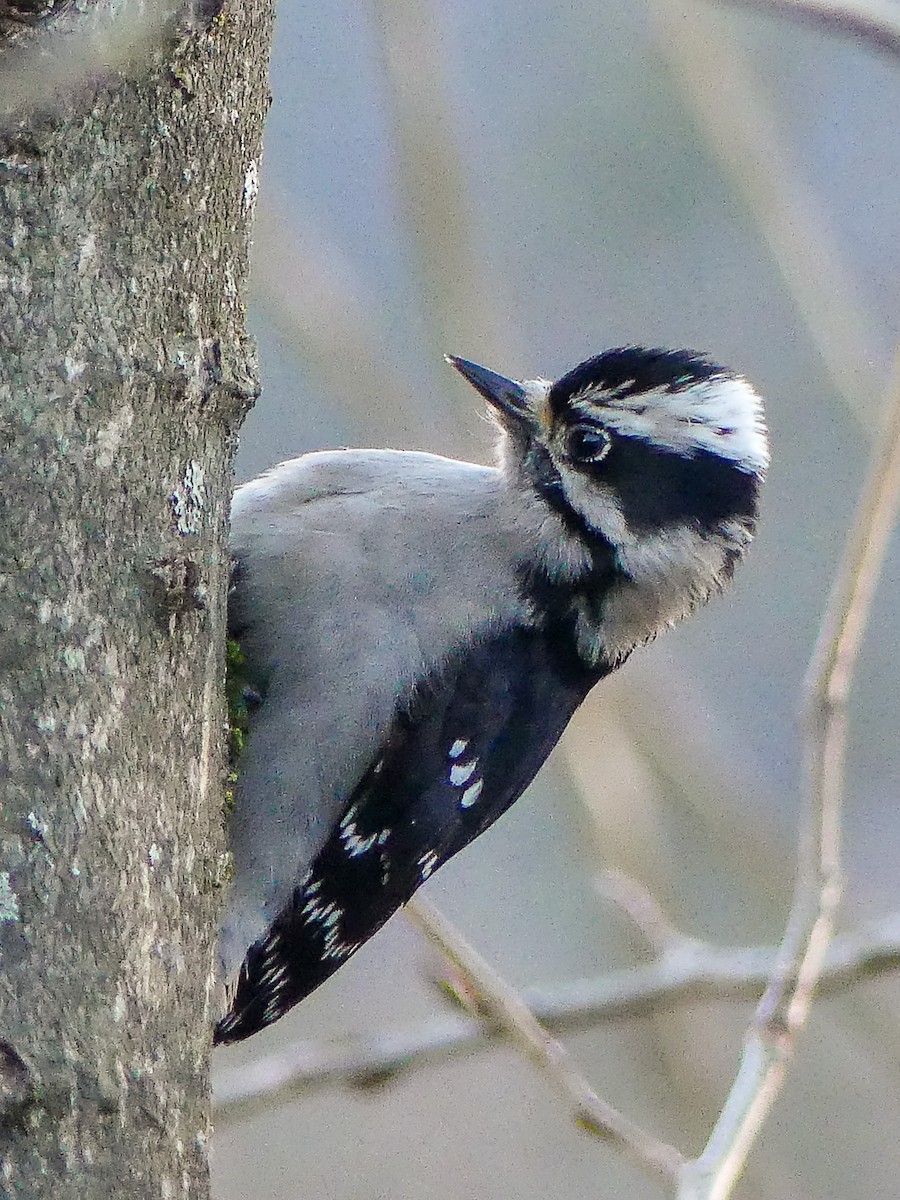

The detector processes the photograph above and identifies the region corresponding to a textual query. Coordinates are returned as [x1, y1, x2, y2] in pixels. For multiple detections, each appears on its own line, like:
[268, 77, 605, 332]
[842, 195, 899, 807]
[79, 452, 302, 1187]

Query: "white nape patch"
[418, 850, 439, 881]
[460, 779, 484, 808]
[572, 375, 769, 473]
[448, 738, 468, 759]
[449, 759, 477, 786]
[547, 389, 760, 664]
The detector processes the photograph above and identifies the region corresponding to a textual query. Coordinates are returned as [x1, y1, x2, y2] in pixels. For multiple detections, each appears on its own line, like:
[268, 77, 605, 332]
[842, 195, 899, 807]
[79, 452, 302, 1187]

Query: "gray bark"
[0, 3, 274, 1194]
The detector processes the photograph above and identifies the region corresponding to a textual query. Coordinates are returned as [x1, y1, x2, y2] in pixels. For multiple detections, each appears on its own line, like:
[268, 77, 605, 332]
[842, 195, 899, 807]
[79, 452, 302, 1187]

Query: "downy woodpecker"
[215, 347, 768, 1044]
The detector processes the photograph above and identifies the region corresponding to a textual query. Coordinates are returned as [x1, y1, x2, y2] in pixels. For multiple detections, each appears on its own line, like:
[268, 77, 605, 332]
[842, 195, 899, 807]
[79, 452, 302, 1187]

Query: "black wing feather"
[215, 625, 604, 1044]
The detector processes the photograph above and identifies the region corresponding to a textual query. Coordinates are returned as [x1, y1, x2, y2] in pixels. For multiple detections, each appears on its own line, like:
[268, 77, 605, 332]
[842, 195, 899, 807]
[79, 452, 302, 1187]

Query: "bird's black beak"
[446, 355, 533, 427]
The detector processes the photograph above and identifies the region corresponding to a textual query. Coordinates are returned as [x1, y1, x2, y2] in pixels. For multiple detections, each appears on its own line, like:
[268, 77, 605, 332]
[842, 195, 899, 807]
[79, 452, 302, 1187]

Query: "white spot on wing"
[418, 850, 439, 880]
[339, 804, 359, 831]
[294, 879, 363, 961]
[448, 739, 468, 759]
[322, 937, 362, 961]
[449, 759, 477, 786]
[340, 820, 378, 857]
[460, 779, 484, 809]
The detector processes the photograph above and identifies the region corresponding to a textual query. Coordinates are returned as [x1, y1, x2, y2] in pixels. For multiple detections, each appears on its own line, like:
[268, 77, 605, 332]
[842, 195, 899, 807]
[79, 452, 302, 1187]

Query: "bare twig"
[649, 10, 900, 1184]
[595, 867, 700, 956]
[405, 895, 686, 1180]
[679, 352, 900, 1200]
[718, 0, 900, 58]
[212, 910, 900, 1118]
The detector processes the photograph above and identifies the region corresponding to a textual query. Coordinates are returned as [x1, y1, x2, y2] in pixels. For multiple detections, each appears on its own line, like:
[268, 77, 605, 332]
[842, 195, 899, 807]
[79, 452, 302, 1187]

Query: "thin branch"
[679, 351, 900, 1200]
[718, 0, 900, 58]
[404, 895, 686, 1181]
[212, 910, 900, 1117]
[595, 867, 700, 956]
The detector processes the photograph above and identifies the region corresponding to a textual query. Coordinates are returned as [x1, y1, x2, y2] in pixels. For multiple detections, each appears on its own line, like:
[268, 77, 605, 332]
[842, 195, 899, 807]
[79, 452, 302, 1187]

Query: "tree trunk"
[0, 5, 274, 1194]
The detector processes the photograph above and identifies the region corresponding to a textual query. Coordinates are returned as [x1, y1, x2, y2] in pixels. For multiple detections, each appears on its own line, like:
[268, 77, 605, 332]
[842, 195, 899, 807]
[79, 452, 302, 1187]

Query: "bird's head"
[448, 347, 769, 659]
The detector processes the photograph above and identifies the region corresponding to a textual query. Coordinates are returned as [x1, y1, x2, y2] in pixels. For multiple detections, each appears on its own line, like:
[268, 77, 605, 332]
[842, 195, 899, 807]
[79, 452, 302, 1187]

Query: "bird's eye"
[566, 423, 611, 464]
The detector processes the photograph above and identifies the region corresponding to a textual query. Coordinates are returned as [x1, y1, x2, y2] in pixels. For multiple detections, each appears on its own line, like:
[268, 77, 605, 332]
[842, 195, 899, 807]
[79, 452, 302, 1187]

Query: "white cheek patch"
[554, 467, 630, 547]
[552, 460, 753, 661]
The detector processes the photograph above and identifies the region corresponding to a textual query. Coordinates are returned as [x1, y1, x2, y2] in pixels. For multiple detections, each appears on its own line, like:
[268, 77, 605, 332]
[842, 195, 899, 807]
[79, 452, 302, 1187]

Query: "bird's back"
[222, 449, 526, 977]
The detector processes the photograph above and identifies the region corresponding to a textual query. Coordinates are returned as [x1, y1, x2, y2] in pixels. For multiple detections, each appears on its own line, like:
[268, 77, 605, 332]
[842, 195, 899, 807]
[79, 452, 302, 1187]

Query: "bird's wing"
[215, 625, 603, 1044]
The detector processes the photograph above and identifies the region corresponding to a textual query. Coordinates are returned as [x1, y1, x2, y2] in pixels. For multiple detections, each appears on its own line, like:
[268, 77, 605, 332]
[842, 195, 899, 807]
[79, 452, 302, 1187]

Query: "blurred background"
[212, 1, 900, 1196]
